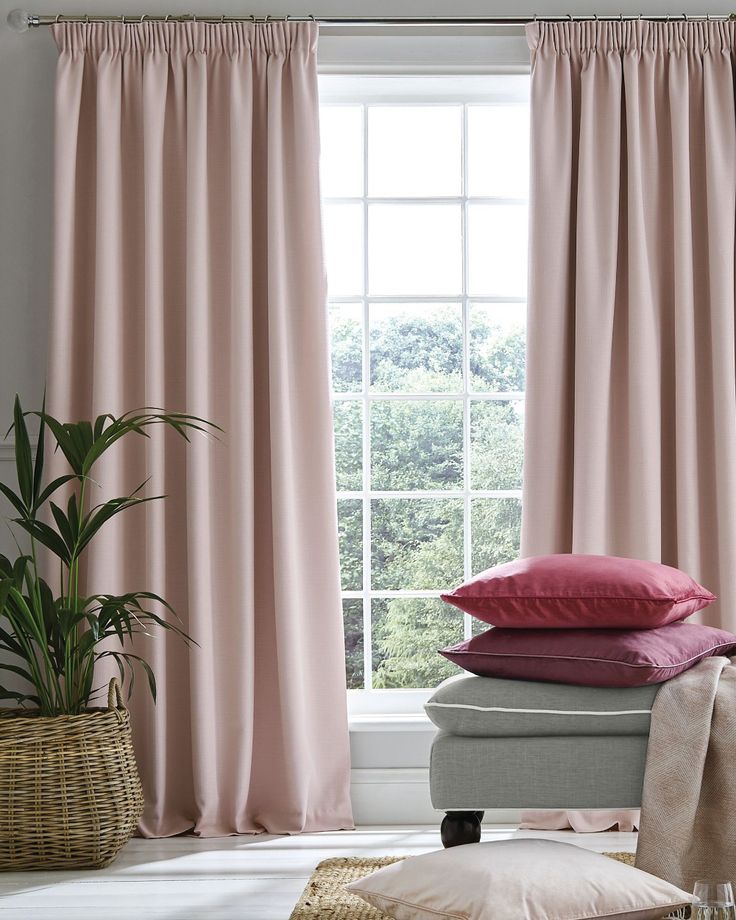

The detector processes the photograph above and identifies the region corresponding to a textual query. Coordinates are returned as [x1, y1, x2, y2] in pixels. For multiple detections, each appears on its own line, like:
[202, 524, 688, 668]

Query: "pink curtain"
[522, 20, 736, 631]
[49, 21, 353, 837]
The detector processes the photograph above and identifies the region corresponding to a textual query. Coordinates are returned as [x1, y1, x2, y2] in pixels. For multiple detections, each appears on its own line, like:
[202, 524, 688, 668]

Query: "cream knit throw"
[636, 656, 736, 890]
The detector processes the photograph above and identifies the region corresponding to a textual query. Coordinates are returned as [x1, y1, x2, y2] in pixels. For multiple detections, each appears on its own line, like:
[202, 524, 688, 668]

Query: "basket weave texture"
[0, 678, 144, 870]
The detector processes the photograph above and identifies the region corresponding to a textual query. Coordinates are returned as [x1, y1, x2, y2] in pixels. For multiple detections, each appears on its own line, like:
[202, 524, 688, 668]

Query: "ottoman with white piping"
[425, 674, 659, 847]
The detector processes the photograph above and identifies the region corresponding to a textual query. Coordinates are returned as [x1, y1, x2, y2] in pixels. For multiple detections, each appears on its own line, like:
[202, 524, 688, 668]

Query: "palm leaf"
[32, 394, 46, 507]
[12, 518, 71, 565]
[12, 396, 33, 510]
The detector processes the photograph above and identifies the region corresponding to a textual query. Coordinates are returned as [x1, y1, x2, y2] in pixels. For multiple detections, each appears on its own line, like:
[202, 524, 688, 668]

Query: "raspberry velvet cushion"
[440, 553, 715, 628]
[440, 622, 736, 688]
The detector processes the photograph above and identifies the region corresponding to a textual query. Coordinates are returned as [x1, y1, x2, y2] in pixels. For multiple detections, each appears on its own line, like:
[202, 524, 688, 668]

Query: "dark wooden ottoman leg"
[440, 811, 482, 848]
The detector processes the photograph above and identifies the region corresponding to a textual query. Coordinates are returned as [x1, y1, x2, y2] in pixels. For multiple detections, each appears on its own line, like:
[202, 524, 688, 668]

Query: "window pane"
[467, 105, 530, 198]
[334, 401, 363, 491]
[467, 203, 528, 297]
[344, 599, 364, 689]
[471, 400, 524, 490]
[324, 203, 364, 296]
[320, 105, 363, 197]
[470, 302, 526, 393]
[372, 498, 463, 590]
[338, 499, 363, 590]
[370, 303, 463, 393]
[471, 497, 521, 575]
[372, 598, 462, 689]
[369, 204, 462, 296]
[368, 106, 461, 197]
[371, 400, 463, 491]
[329, 303, 363, 392]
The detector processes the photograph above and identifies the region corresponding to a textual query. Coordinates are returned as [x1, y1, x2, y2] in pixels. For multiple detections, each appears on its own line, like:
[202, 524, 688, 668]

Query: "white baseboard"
[350, 768, 522, 826]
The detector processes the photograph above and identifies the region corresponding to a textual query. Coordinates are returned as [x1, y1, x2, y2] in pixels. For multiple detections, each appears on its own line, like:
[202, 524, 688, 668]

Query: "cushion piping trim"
[441, 592, 713, 603]
[444, 644, 734, 668]
[425, 702, 652, 715]
[347, 886, 467, 920]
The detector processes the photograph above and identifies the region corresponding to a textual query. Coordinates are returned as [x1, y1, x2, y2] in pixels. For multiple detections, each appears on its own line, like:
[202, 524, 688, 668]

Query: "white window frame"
[319, 74, 530, 717]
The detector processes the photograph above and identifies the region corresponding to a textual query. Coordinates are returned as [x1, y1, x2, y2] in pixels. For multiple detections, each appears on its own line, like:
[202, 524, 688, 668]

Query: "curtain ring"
[164, 14, 171, 21]
[140, 14, 147, 23]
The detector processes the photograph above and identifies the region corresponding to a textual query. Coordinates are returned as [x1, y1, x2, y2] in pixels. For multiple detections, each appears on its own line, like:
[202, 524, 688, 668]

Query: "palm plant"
[0, 396, 217, 716]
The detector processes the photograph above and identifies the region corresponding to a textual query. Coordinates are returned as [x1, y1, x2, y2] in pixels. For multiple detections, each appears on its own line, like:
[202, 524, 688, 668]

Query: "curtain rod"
[7, 9, 736, 32]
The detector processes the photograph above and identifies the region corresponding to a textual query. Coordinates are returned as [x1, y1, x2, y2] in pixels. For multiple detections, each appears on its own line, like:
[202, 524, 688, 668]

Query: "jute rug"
[289, 852, 636, 919]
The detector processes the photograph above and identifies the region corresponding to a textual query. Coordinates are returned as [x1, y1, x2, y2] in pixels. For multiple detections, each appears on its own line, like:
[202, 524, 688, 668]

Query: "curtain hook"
[164, 13, 171, 21]
[83, 13, 89, 23]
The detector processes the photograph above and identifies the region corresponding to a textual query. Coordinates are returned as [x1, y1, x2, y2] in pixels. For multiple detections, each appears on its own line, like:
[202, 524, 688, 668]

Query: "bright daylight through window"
[320, 76, 529, 696]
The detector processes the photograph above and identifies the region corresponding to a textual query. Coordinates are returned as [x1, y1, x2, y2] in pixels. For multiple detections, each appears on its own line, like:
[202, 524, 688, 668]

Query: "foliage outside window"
[320, 78, 529, 692]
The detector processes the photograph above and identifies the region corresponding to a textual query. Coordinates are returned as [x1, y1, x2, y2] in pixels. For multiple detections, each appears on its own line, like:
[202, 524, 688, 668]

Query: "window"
[320, 76, 529, 700]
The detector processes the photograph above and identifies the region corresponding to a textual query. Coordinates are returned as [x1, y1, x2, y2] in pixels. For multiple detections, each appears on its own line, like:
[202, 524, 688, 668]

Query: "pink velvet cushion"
[440, 622, 736, 688]
[440, 554, 715, 628]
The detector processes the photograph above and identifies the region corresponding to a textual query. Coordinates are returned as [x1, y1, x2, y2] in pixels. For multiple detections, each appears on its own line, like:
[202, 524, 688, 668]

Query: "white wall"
[0, 0, 730, 821]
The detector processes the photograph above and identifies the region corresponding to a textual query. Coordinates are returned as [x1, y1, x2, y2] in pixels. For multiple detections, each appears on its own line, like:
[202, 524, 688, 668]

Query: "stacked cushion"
[440, 621, 736, 688]
[439, 554, 734, 687]
[425, 673, 659, 735]
[441, 553, 715, 627]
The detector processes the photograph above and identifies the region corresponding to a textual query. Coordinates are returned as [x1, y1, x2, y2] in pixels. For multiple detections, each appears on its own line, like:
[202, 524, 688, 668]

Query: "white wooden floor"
[0, 826, 638, 919]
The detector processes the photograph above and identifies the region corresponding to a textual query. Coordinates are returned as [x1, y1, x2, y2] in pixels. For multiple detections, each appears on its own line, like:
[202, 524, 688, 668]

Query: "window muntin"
[320, 77, 529, 697]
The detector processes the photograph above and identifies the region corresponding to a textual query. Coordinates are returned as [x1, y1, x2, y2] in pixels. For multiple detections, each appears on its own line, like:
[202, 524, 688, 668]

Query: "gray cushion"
[429, 732, 648, 810]
[425, 674, 659, 737]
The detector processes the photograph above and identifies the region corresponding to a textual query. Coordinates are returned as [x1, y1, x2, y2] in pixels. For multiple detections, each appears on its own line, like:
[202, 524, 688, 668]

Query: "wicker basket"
[0, 678, 144, 870]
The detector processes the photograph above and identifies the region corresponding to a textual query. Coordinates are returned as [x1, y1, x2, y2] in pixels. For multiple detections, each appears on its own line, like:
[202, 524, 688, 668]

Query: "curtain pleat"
[523, 20, 736, 630]
[49, 20, 354, 837]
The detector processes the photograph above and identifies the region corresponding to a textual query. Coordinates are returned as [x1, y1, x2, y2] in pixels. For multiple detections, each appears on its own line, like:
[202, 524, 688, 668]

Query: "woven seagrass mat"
[288, 852, 636, 919]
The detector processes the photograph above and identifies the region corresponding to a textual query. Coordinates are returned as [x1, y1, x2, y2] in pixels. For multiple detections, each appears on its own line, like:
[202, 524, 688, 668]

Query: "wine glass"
[692, 881, 736, 920]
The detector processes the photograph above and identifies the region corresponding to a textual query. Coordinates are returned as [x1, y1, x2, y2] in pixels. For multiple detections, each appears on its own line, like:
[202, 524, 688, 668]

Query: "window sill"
[349, 712, 435, 732]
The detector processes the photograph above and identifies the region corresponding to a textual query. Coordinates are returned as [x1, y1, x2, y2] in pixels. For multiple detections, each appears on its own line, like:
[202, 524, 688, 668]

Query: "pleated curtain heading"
[49, 20, 354, 837]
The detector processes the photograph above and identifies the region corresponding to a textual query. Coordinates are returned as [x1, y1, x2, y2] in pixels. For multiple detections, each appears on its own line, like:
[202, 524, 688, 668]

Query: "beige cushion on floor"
[346, 839, 693, 920]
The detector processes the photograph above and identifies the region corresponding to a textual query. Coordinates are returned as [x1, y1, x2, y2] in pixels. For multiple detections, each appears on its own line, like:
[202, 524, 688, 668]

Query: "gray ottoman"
[425, 674, 659, 846]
